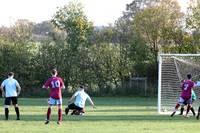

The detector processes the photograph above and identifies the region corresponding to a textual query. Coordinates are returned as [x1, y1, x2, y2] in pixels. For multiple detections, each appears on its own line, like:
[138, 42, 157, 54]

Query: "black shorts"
[68, 103, 83, 111]
[5, 97, 18, 105]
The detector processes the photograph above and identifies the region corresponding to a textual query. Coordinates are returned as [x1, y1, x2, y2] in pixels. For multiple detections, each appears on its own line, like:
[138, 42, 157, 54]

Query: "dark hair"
[8, 72, 14, 77]
[80, 85, 84, 89]
[187, 74, 192, 79]
[51, 69, 57, 75]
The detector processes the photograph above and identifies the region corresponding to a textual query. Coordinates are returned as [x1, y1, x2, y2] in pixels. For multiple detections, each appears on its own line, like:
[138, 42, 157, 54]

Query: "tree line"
[0, 0, 200, 97]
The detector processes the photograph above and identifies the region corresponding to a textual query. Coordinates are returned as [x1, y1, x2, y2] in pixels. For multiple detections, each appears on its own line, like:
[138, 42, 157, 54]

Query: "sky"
[0, 0, 189, 27]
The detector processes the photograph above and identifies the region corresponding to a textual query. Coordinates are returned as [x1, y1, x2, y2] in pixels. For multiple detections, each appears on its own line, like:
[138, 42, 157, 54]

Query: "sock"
[15, 107, 20, 118]
[175, 103, 180, 111]
[71, 110, 76, 115]
[186, 105, 191, 115]
[5, 108, 9, 120]
[197, 107, 200, 117]
[191, 107, 196, 116]
[180, 107, 184, 115]
[58, 108, 62, 122]
[46, 107, 51, 121]
[65, 108, 69, 115]
[198, 106, 200, 114]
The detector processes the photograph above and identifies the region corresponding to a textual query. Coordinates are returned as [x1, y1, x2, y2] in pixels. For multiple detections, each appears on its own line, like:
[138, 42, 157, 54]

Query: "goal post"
[158, 54, 200, 114]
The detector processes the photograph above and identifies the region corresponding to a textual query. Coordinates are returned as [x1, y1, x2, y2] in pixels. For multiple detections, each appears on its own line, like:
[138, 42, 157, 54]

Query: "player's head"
[8, 72, 14, 78]
[187, 74, 192, 79]
[80, 85, 84, 90]
[84, 84, 88, 90]
[51, 69, 58, 76]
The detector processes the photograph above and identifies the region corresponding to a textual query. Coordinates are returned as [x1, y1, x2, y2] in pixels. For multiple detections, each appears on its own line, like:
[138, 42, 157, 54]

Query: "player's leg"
[185, 104, 191, 117]
[179, 105, 185, 115]
[171, 97, 182, 117]
[65, 103, 76, 115]
[65, 105, 70, 115]
[57, 99, 62, 124]
[196, 106, 200, 120]
[45, 98, 53, 124]
[12, 97, 20, 120]
[4, 97, 11, 120]
[73, 106, 84, 115]
[190, 99, 196, 116]
[79, 108, 85, 115]
[190, 106, 196, 116]
[45, 105, 52, 124]
[66, 103, 83, 115]
[185, 98, 192, 117]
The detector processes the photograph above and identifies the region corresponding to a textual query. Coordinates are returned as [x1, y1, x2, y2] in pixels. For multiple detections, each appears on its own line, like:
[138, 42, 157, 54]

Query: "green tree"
[50, 0, 93, 90]
[51, 0, 93, 50]
[133, 0, 184, 63]
[0, 20, 39, 96]
[186, 2, 200, 51]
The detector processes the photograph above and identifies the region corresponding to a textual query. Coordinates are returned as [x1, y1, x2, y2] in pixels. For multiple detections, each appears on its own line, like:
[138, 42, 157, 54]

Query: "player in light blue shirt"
[0, 72, 21, 120]
[65, 84, 95, 115]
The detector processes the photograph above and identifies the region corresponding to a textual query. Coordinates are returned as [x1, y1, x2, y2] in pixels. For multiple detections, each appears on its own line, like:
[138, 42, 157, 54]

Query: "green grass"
[0, 97, 199, 133]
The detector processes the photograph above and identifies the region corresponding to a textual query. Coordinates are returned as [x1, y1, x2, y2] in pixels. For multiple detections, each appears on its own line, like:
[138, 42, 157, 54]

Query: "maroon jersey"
[181, 80, 195, 99]
[43, 76, 64, 99]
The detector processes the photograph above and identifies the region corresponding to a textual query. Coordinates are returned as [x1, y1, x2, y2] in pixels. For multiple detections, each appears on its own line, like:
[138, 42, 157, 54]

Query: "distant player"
[171, 74, 195, 117]
[43, 69, 65, 124]
[0, 72, 21, 120]
[65, 84, 95, 115]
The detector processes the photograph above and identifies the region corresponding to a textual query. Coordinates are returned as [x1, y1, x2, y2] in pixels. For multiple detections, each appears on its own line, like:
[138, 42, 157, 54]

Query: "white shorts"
[48, 97, 62, 105]
[178, 97, 192, 105]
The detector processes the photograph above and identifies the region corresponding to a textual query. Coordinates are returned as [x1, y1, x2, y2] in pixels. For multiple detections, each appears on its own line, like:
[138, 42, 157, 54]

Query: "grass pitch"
[0, 97, 199, 133]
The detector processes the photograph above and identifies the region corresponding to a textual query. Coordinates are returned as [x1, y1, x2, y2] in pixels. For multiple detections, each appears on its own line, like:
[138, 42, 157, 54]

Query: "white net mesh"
[159, 54, 200, 113]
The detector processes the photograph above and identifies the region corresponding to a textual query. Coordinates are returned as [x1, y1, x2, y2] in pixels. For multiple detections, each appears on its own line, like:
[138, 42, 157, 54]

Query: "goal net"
[158, 54, 200, 114]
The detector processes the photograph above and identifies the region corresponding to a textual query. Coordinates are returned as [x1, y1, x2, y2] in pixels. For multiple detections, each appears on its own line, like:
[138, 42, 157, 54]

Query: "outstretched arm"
[87, 96, 95, 108]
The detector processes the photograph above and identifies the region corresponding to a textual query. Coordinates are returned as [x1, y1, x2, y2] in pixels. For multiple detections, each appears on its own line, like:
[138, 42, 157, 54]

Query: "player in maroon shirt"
[171, 74, 195, 117]
[179, 80, 196, 116]
[43, 69, 65, 124]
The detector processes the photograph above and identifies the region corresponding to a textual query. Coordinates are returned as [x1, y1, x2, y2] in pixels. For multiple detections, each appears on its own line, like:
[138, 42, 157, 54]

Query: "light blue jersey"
[74, 90, 92, 108]
[1, 77, 20, 97]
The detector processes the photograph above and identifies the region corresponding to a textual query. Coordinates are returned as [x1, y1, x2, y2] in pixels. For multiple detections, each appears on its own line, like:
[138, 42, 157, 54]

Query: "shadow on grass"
[0, 114, 198, 122]
[87, 109, 156, 112]
[0, 97, 157, 107]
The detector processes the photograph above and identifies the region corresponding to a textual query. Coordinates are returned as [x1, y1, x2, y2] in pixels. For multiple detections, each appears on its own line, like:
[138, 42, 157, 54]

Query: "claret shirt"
[44, 76, 64, 99]
[181, 80, 195, 99]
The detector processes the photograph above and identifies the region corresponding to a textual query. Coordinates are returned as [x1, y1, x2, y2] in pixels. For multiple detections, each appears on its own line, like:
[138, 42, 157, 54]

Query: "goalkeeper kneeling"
[65, 85, 95, 116]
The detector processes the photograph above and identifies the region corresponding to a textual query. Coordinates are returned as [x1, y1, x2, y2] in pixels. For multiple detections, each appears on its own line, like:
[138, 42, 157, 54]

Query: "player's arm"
[0, 82, 5, 97]
[68, 91, 78, 104]
[42, 85, 48, 89]
[60, 78, 65, 89]
[195, 81, 200, 87]
[42, 79, 50, 89]
[16, 81, 21, 96]
[61, 84, 65, 89]
[87, 95, 95, 108]
[68, 94, 76, 104]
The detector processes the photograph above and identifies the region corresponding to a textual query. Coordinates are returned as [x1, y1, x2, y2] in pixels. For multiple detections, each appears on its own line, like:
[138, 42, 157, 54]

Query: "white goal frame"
[158, 53, 200, 114]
